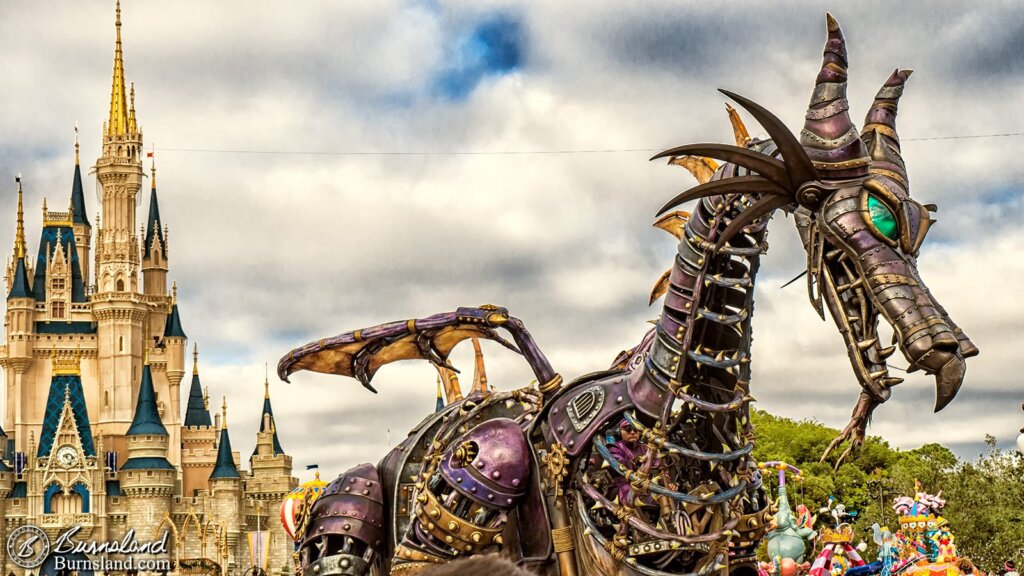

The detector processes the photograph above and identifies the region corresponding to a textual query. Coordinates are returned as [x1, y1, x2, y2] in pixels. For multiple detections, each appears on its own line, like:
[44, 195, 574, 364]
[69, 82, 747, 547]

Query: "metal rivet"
[511, 479, 520, 487]
[491, 471, 501, 480]
[616, 396, 623, 404]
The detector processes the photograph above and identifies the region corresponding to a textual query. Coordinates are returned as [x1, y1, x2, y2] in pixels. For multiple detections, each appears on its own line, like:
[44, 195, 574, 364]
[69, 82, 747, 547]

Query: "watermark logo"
[7, 525, 50, 569]
[7, 524, 173, 572]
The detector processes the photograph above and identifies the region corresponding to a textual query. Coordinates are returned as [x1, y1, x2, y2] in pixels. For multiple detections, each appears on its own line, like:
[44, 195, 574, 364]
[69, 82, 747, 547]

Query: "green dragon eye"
[867, 195, 898, 240]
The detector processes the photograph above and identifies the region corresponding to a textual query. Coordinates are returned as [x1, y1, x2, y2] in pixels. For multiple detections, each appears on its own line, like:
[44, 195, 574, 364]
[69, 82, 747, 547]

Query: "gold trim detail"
[538, 373, 563, 394]
[552, 526, 575, 553]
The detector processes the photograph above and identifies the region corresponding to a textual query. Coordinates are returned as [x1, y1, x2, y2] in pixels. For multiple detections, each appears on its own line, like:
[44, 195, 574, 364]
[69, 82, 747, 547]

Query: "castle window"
[119, 336, 125, 353]
[116, 278, 125, 292]
[51, 302, 66, 319]
[105, 391, 109, 407]
[51, 278, 65, 290]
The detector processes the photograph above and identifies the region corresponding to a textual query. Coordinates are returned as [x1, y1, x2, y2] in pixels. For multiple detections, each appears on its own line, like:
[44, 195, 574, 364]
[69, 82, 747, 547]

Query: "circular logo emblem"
[7, 525, 50, 569]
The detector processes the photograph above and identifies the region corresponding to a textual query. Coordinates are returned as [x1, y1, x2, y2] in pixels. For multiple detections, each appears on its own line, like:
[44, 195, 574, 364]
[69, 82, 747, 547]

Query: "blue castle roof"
[126, 363, 168, 436]
[71, 162, 90, 227]
[184, 372, 212, 427]
[251, 391, 284, 456]
[144, 185, 165, 259]
[164, 303, 186, 339]
[32, 225, 87, 304]
[37, 373, 96, 458]
[210, 425, 240, 479]
[7, 257, 32, 300]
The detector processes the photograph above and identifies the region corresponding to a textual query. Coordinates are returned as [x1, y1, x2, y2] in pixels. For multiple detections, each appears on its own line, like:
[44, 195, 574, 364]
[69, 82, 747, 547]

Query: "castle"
[0, 3, 297, 575]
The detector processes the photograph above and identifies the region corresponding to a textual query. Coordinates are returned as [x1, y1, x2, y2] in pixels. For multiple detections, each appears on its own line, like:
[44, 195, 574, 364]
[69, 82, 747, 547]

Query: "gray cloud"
[0, 1, 1021, 481]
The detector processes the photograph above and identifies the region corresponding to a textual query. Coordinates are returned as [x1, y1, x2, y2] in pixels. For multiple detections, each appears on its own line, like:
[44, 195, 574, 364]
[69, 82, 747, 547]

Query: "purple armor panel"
[438, 418, 530, 508]
[301, 463, 384, 576]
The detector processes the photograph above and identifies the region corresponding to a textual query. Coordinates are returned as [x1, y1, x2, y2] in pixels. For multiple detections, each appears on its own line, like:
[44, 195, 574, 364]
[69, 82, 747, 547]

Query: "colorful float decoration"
[758, 462, 817, 576]
[808, 498, 867, 576]
[281, 470, 329, 540]
[888, 482, 958, 576]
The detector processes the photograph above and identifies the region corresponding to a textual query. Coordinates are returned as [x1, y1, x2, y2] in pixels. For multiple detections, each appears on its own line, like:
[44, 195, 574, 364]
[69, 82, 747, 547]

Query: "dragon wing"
[277, 306, 555, 393]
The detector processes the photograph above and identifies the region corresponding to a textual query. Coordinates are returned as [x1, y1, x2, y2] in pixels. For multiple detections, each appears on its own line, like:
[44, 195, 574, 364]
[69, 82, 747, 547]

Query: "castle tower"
[181, 344, 216, 498]
[4, 179, 35, 441]
[119, 354, 175, 541]
[210, 398, 243, 575]
[247, 379, 296, 575]
[141, 157, 169, 332]
[92, 0, 150, 449]
[71, 131, 92, 284]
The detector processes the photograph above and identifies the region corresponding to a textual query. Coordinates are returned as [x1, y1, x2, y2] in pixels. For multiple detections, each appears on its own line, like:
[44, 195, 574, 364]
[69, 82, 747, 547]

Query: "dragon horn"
[719, 89, 818, 190]
[862, 69, 913, 193]
[801, 14, 870, 181]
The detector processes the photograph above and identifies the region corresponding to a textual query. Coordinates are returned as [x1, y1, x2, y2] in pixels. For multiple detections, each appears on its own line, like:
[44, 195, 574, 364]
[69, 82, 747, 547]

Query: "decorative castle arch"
[43, 481, 90, 514]
[176, 507, 225, 576]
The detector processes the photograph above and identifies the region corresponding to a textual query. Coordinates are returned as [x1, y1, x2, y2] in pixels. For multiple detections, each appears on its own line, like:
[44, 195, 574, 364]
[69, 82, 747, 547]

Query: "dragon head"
[652, 14, 977, 415]
[793, 15, 977, 412]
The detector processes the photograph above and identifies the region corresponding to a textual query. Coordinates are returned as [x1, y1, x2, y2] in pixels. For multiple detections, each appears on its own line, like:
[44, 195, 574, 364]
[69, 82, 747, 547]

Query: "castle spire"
[8, 177, 32, 300]
[211, 396, 240, 479]
[127, 352, 168, 436]
[184, 344, 212, 427]
[71, 124, 89, 225]
[144, 151, 165, 259]
[253, 373, 284, 456]
[14, 177, 25, 260]
[107, 0, 130, 136]
[163, 281, 186, 338]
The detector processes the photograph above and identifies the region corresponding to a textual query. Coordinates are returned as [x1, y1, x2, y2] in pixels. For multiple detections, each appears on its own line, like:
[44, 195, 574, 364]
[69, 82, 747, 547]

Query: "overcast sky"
[0, 1, 1021, 482]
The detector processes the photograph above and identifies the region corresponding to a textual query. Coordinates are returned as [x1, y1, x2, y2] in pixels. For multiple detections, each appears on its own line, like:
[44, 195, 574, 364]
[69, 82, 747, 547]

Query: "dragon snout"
[898, 309, 972, 413]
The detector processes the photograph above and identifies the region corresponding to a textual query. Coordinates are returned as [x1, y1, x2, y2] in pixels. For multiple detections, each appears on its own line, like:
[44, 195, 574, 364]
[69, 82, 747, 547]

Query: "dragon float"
[276, 14, 977, 576]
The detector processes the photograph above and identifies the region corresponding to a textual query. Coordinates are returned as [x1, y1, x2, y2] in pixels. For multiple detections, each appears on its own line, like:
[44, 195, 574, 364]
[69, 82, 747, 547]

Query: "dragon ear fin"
[725, 103, 752, 147]
[649, 269, 672, 306]
[669, 156, 719, 184]
[653, 210, 690, 239]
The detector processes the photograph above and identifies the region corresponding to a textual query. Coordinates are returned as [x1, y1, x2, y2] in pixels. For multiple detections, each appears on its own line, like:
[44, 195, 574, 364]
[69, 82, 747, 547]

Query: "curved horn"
[801, 14, 870, 180]
[862, 68, 913, 193]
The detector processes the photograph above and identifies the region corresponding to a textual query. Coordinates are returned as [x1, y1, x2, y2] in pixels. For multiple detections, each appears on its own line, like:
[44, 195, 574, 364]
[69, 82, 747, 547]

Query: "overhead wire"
[152, 131, 1023, 157]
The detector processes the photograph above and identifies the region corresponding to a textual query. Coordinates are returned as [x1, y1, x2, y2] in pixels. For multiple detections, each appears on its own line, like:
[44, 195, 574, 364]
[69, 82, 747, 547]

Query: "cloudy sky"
[0, 1, 1021, 482]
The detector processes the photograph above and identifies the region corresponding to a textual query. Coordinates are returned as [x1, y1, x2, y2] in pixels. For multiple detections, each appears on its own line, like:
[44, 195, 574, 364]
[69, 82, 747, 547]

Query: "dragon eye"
[867, 195, 898, 241]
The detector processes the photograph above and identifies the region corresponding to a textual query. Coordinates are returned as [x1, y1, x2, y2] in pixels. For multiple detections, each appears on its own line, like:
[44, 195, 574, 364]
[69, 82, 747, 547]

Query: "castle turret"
[142, 156, 170, 347]
[5, 179, 35, 441]
[251, 377, 284, 457]
[120, 353, 174, 540]
[71, 131, 92, 284]
[162, 282, 187, 446]
[210, 398, 243, 574]
[181, 344, 216, 498]
[92, 0, 149, 445]
[247, 379, 297, 576]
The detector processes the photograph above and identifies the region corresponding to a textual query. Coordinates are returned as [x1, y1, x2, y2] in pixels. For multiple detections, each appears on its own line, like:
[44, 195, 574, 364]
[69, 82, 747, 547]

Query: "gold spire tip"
[14, 175, 26, 259]
[144, 347, 150, 366]
[193, 343, 199, 376]
[221, 396, 228, 427]
[172, 280, 178, 304]
[74, 123, 80, 165]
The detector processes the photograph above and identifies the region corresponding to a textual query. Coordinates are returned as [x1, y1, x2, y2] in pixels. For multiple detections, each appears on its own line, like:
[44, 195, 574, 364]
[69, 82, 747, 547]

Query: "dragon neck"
[636, 145, 784, 458]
